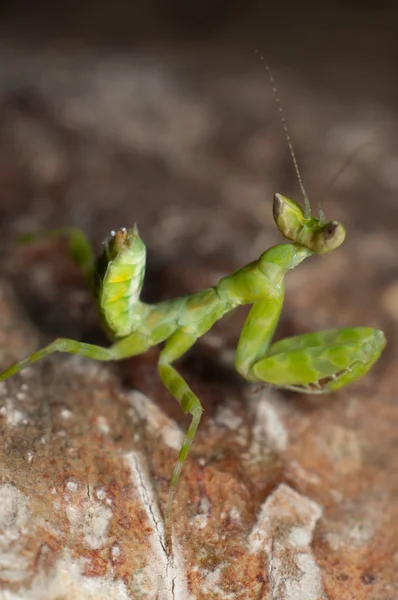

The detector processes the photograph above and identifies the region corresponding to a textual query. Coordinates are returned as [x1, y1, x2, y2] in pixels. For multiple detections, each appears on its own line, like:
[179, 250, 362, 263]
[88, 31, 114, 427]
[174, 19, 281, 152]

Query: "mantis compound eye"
[314, 220, 346, 254]
[325, 222, 338, 237]
[273, 193, 305, 241]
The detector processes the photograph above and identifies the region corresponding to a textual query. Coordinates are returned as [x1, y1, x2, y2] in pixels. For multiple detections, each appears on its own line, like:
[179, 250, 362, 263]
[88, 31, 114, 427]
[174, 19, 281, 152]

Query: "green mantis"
[0, 60, 386, 517]
[0, 195, 386, 513]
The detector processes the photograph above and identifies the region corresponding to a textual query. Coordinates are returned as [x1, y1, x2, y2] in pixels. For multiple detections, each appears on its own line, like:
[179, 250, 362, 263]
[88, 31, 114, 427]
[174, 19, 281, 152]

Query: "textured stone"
[0, 28, 397, 598]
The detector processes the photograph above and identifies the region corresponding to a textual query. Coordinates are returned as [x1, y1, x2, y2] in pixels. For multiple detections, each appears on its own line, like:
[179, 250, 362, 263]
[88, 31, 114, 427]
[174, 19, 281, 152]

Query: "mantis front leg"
[235, 293, 386, 393]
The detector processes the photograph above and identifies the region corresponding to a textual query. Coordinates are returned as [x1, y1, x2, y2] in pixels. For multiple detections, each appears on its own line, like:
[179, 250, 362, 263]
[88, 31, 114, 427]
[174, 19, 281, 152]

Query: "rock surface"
[0, 7, 398, 597]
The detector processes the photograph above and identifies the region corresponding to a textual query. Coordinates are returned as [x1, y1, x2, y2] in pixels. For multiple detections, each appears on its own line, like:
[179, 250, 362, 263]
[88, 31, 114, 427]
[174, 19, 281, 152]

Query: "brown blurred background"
[0, 2, 398, 599]
[0, 0, 397, 336]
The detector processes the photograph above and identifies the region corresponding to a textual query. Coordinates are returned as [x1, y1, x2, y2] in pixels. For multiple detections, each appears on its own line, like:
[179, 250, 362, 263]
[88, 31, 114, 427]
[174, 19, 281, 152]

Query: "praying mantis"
[0, 198, 386, 506]
[0, 70, 386, 518]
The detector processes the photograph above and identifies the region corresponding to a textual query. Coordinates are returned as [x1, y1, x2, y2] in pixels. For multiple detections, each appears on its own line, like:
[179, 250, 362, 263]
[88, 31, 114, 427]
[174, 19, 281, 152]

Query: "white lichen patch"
[95, 487, 107, 501]
[65, 494, 113, 551]
[214, 405, 244, 431]
[289, 526, 311, 547]
[269, 550, 327, 600]
[192, 496, 211, 530]
[201, 565, 237, 600]
[0, 483, 29, 535]
[95, 415, 110, 435]
[60, 407, 73, 420]
[1, 550, 130, 600]
[125, 451, 193, 600]
[127, 390, 184, 452]
[248, 484, 327, 600]
[111, 543, 121, 560]
[84, 503, 113, 550]
[0, 484, 31, 583]
[227, 506, 241, 525]
[2, 397, 29, 428]
[248, 391, 288, 455]
[65, 479, 80, 493]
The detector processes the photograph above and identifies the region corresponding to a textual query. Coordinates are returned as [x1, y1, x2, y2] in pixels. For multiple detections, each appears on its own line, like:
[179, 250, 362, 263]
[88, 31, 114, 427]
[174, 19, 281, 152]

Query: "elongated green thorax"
[95, 225, 147, 338]
[273, 193, 346, 254]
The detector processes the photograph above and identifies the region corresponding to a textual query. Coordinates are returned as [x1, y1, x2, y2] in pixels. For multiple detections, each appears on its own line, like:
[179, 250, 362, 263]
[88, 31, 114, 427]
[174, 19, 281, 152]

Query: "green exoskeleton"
[0, 196, 386, 514]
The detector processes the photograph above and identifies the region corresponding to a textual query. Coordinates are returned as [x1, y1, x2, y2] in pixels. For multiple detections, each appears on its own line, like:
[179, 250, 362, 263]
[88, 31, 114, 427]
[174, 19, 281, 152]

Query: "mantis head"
[95, 224, 145, 289]
[102, 224, 143, 260]
[273, 193, 346, 255]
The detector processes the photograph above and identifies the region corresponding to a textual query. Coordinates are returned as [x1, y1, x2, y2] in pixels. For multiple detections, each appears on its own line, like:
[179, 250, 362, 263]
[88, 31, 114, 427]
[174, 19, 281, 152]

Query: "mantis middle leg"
[158, 329, 203, 515]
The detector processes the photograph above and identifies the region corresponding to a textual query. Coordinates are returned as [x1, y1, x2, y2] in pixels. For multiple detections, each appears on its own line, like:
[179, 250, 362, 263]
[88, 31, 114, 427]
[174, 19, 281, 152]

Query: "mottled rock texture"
[0, 4, 398, 598]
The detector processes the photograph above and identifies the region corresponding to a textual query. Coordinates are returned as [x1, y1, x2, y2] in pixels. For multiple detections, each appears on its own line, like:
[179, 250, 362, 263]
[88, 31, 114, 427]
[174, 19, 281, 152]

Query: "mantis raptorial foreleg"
[235, 293, 385, 394]
[235, 294, 285, 381]
[253, 327, 384, 393]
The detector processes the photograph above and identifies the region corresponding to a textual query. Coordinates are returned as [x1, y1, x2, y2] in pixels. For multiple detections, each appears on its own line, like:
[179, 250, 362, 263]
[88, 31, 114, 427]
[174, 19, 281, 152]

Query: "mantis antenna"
[316, 141, 374, 223]
[254, 50, 311, 218]
[321, 139, 375, 203]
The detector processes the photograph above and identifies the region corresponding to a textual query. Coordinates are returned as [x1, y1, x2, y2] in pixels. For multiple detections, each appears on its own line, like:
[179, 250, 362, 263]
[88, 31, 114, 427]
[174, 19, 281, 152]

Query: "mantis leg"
[235, 298, 386, 393]
[235, 295, 284, 382]
[158, 329, 203, 511]
[0, 331, 150, 382]
[252, 327, 386, 392]
[19, 228, 95, 284]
